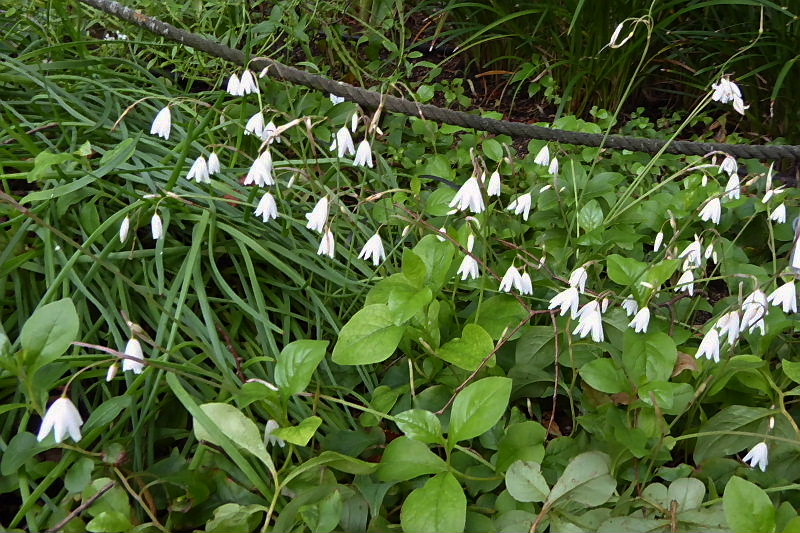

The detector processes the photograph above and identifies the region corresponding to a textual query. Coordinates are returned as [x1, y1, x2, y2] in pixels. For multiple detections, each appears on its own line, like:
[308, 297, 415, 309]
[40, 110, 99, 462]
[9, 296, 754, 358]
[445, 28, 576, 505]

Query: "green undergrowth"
[1, 2, 800, 533]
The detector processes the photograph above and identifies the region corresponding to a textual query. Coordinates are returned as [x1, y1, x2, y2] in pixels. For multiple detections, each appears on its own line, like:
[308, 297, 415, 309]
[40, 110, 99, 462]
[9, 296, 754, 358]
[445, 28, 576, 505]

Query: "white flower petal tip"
[699, 197, 722, 225]
[767, 281, 797, 314]
[742, 441, 769, 472]
[499, 266, 523, 294]
[487, 171, 502, 196]
[330, 127, 355, 157]
[724, 173, 741, 200]
[37, 397, 83, 443]
[264, 419, 286, 448]
[569, 267, 588, 293]
[254, 192, 279, 222]
[106, 363, 119, 382]
[149, 107, 171, 139]
[353, 140, 374, 168]
[628, 307, 650, 333]
[358, 233, 386, 266]
[207, 152, 221, 175]
[534, 145, 550, 167]
[548, 286, 581, 319]
[716, 311, 741, 346]
[245, 112, 265, 137]
[186, 155, 210, 184]
[675, 270, 695, 296]
[770, 203, 787, 224]
[719, 155, 738, 178]
[653, 231, 664, 252]
[226, 73, 242, 96]
[123, 338, 146, 374]
[244, 151, 274, 187]
[507, 193, 533, 221]
[238, 69, 259, 95]
[457, 255, 481, 281]
[119, 216, 130, 243]
[317, 230, 335, 258]
[519, 272, 533, 295]
[151, 213, 163, 240]
[695, 328, 720, 363]
[621, 296, 639, 317]
[573, 300, 605, 342]
[305, 197, 329, 233]
[741, 290, 768, 335]
[449, 177, 485, 214]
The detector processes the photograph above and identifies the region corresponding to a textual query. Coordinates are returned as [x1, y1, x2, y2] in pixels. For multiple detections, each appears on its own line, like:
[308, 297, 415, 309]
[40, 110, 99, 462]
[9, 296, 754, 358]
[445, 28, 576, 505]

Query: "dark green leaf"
[332, 304, 405, 365]
[723, 476, 775, 533]
[449, 377, 512, 445]
[275, 340, 329, 397]
[377, 437, 448, 481]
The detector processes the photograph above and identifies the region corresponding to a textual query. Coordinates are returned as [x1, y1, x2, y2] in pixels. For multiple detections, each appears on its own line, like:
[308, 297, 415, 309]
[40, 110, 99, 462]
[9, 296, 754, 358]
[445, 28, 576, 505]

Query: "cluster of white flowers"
[711, 76, 748, 115]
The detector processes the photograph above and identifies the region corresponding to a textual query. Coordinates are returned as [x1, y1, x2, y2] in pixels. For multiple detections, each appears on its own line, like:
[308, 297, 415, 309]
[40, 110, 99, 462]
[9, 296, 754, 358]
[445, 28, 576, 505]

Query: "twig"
[45, 482, 116, 533]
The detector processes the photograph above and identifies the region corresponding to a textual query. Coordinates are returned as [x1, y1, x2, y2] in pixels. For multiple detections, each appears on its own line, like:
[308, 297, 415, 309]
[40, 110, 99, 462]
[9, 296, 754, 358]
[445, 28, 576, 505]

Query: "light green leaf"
[546, 451, 616, 508]
[193, 403, 271, 467]
[606, 254, 647, 287]
[723, 476, 775, 533]
[580, 358, 628, 394]
[437, 323, 494, 371]
[475, 295, 529, 340]
[622, 330, 677, 385]
[496, 421, 547, 472]
[401, 473, 466, 533]
[86, 511, 132, 533]
[275, 340, 329, 397]
[668, 478, 705, 512]
[377, 437, 448, 481]
[482, 138, 504, 161]
[413, 235, 455, 291]
[449, 377, 512, 445]
[274, 416, 322, 446]
[505, 460, 550, 502]
[394, 409, 443, 444]
[205, 503, 266, 533]
[332, 304, 405, 365]
[577, 200, 604, 232]
[20, 298, 79, 365]
[83, 395, 131, 434]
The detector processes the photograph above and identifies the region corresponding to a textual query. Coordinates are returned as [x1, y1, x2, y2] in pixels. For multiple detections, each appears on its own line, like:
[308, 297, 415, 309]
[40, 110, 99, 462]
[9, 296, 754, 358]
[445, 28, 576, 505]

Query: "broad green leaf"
[1, 432, 43, 476]
[394, 409, 444, 444]
[402, 249, 427, 288]
[496, 421, 547, 472]
[505, 460, 550, 502]
[475, 295, 529, 339]
[425, 187, 457, 216]
[645, 260, 681, 288]
[437, 323, 494, 371]
[723, 476, 775, 533]
[205, 503, 266, 533]
[274, 416, 322, 446]
[83, 395, 132, 434]
[638, 382, 694, 415]
[515, 326, 555, 368]
[449, 377, 512, 445]
[388, 286, 432, 325]
[577, 200, 604, 232]
[275, 340, 329, 397]
[783, 360, 800, 384]
[377, 437, 448, 481]
[622, 330, 677, 385]
[20, 298, 79, 365]
[65, 457, 94, 494]
[86, 511, 132, 533]
[193, 403, 271, 467]
[400, 473, 466, 533]
[413, 235, 455, 291]
[668, 478, 705, 512]
[332, 304, 405, 365]
[694, 406, 773, 464]
[482, 138, 504, 161]
[546, 451, 616, 508]
[27, 150, 75, 181]
[580, 358, 628, 394]
[606, 254, 647, 287]
[300, 489, 342, 533]
[82, 478, 130, 517]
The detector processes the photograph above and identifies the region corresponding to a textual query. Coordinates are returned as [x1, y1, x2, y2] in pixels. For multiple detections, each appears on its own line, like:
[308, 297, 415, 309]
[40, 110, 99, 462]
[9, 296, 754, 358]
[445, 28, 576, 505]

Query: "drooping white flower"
[792, 239, 800, 270]
[724, 173, 740, 200]
[305, 197, 329, 233]
[699, 197, 722, 225]
[767, 281, 796, 314]
[350, 111, 359, 133]
[254, 192, 279, 222]
[534, 145, 550, 166]
[149, 107, 171, 139]
[245, 112, 265, 137]
[741, 290, 768, 334]
[317, 229, 335, 258]
[123, 338, 146, 374]
[499, 265, 524, 293]
[549, 286, 581, 318]
[732, 97, 748, 115]
[330, 94, 345, 105]
[487, 171, 502, 196]
[742, 441, 769, 472]
[244, 151, 274, 187]
[711, 77, 747, 115]
[719, 154, 738, 178]
[264, 419, 286, 448]
[569, 266, 588, 293]
[457, 255, 480, 280]
[119, 216, 130, 243]
[330, 127, 355, 157]
[186, 155, 210, 184]
[763, 186, 785, 204]
[548, 157, 559, 175]
[37, 397, 83, 443]
[358, 233, 386, 266]
[622, 296, 639, 317]
[151, 213, 163, 240]
[449, 177, 485, 214]
[353, 140, 374, 168]
[716, 310, 741, 346]
[519, 272, 533, 295]
[770, 203, 787, 224]
[261, 121, 280, 144]
[507, 193, 532, 221]
[239, 69, 259, 95]
[573, 300, 604, 342]
[675, 269, 695, 296]
[207, 152, 221, 175]
[226, 72, 242, 96]
[696, 328, 720, 363]
[628, 307, 651, 333]
[653, 231, 664, 252]
[679, 236, 703, 270]
[106, 363, 118, 382]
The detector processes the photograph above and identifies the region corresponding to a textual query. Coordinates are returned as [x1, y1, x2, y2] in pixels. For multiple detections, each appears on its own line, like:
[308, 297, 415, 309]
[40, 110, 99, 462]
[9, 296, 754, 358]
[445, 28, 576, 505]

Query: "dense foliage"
[1, 1, 799, 532]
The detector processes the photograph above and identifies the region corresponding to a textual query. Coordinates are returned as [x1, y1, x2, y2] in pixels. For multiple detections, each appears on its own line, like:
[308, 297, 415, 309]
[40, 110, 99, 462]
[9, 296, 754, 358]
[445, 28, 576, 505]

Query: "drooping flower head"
[37, 397, 83, 443]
